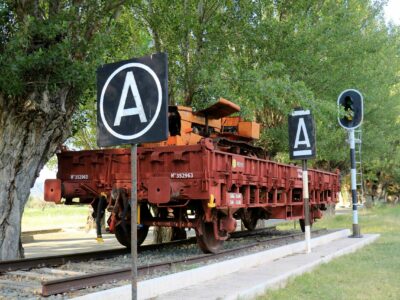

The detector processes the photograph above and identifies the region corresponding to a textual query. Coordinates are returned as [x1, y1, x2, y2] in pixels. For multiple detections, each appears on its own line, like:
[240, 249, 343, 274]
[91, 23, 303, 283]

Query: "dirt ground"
[22, 228, 125, 258]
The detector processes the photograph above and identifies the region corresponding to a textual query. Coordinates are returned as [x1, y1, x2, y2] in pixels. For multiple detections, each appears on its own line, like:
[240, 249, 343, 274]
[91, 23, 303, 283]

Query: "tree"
[267, 0, 400, 193]
[72, 0, 399, 191]
[130, 0, 400, 180]
[68, 6, 152, 150]
[0, 1, 130, 260]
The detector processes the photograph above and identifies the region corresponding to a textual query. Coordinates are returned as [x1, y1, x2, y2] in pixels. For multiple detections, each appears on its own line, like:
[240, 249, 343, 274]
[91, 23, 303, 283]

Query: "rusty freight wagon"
[45, 98, 339, 253]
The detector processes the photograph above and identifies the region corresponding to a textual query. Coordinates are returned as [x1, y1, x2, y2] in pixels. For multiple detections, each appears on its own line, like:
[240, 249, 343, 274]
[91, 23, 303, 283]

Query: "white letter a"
[294, 118, 311, 148]
[114, 71, 147, 126]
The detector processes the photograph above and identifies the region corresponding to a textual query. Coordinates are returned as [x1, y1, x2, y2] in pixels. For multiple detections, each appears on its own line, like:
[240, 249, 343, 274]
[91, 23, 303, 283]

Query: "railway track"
[1, 226, 281, 273]
[0, 237, 199, 274]
[0, 228, 328, 297]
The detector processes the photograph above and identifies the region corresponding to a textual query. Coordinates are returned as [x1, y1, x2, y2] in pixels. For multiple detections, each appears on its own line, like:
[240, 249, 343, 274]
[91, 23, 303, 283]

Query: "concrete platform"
[73, 229, 379, 300]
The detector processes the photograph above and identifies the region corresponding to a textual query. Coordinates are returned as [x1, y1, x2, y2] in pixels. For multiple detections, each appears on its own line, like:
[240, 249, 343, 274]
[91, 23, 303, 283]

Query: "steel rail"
[41, 228, 328, 296]
[2, 226, 281, 273]
[0, 248, 130, 273]
[0, 237, 204, 273]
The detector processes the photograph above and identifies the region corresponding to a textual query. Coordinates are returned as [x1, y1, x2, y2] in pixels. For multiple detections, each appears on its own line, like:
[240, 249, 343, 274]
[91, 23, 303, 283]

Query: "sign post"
[288, 108, 316, 253]
[131, 144, 138, 298]
[301, 159, 311, 253]
[97, 53, 168, 299]
[337, 89, 363, 238]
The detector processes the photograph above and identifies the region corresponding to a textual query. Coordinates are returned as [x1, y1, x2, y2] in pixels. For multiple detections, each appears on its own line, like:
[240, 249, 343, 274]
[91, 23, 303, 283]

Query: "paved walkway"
[73, 229, 379, 300]
[158, 233, 378, 299]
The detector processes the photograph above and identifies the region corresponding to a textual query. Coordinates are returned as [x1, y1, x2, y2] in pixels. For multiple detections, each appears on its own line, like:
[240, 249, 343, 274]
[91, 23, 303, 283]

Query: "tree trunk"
[0, 91, 73, 260]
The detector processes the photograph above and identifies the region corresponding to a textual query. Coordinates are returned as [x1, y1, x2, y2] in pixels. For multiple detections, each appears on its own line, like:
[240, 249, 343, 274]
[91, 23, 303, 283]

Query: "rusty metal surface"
[46, 138, 339, 214]
[195, 97, 241, 119]
[137, 139, 339, 210]
[41, 268, 132, 296]
[43, 127, 339, 252]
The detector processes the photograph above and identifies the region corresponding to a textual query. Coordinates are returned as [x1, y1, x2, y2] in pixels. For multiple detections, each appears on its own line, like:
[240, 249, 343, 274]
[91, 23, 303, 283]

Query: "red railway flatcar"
[45, 98, 339, 253]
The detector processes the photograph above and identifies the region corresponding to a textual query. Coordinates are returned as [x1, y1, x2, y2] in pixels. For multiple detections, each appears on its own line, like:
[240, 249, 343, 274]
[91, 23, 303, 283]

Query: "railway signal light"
[337, 89, 363, 129]
[337, 89, 363, 238]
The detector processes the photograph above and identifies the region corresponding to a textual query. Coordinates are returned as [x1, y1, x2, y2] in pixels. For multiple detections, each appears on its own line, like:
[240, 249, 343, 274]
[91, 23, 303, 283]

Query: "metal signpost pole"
[288, 108, 315, 254]
[131, 144, 138, 300]
[337, 89, 363, 238]
[348, 129, 361, 237]
[97, 53, 168, 300]
[302, 159, 311, 253]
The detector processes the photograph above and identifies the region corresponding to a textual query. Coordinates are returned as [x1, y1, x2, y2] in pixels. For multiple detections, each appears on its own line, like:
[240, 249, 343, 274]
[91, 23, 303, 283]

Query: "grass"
[258, 204, 400, 300]
[22, 204, 90, 231]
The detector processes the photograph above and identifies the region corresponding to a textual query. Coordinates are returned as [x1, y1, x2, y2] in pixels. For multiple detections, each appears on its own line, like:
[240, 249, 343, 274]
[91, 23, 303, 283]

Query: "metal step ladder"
[354, 128, 364, 204]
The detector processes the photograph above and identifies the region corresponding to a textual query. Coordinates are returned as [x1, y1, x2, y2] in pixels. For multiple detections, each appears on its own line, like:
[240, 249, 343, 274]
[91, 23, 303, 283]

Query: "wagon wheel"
[299, 218, 313, 233]
[241, 209, 259, 231]
[114, 204, 151, 248]
[114, 224, 149, 248]
[196, 219, 224, 254]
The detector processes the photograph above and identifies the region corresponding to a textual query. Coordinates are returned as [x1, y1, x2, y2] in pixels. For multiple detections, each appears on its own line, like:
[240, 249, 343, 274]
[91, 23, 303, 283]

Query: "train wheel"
[114, 224, 149, 248]
[115, 224, 130, 247]
[196, 220, 224, 254]
[241, 209, 259, 231]
[299, 219, 313, 233]
[114, 204, 151, 248]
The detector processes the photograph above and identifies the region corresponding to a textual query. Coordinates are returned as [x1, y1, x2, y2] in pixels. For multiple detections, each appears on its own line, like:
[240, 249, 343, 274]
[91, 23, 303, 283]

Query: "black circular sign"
[99, 63, 162, 140]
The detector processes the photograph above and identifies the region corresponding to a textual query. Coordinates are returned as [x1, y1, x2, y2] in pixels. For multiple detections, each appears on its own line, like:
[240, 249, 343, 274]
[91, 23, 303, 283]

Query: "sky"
[30, 0, 400, 198]
[384, 0, 400, 25]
